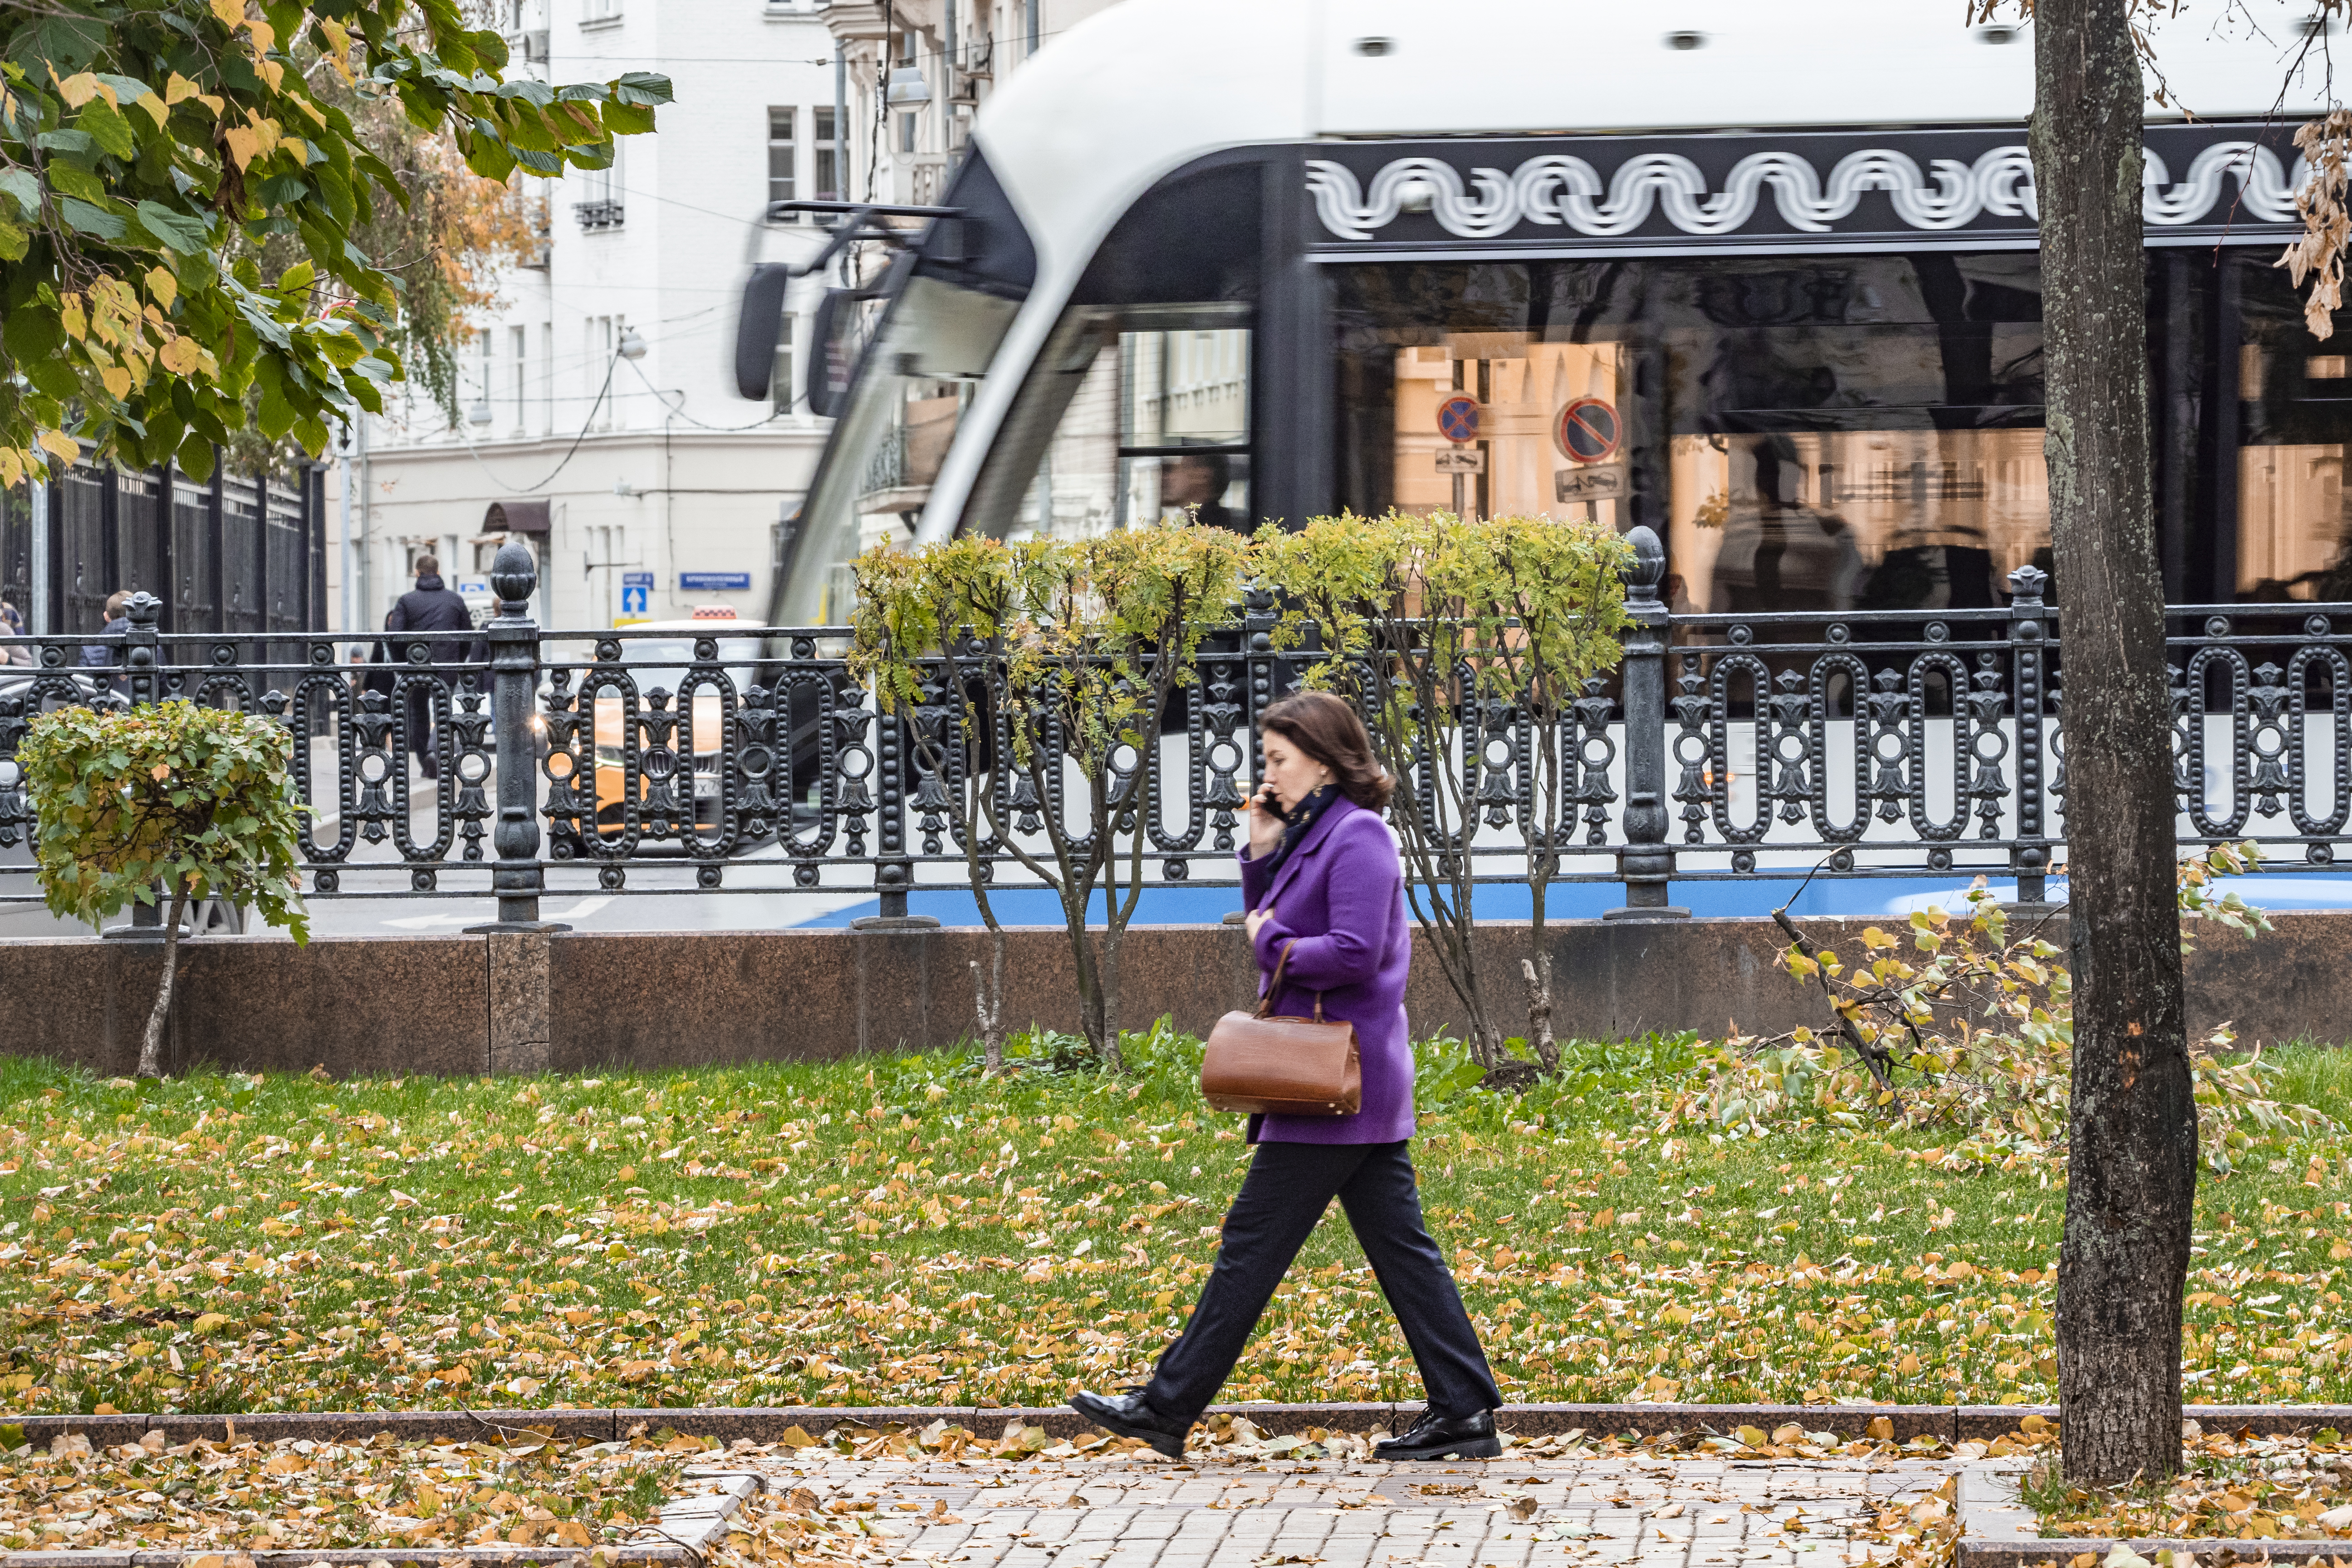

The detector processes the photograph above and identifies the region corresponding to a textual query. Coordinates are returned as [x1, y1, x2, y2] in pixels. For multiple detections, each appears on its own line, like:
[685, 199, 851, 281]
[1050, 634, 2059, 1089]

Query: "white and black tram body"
[762, 0, 2337, 633]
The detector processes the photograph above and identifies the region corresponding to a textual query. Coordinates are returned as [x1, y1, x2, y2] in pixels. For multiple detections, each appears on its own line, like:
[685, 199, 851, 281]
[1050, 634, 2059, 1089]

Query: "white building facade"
[335, 0, 1116, 634]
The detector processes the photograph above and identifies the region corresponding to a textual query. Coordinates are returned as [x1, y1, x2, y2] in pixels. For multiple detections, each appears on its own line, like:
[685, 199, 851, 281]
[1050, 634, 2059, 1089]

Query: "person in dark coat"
[382, 556, 479, 779]
[79, 590, 132, 691]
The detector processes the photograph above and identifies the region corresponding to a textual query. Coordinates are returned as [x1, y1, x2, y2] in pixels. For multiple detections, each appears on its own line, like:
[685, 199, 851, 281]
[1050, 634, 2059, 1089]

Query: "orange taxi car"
[585, 608, 761, 836]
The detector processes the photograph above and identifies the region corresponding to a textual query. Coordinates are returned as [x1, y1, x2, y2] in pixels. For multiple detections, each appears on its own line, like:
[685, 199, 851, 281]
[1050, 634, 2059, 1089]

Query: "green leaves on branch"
[850, 522, 1256, 1060]
[852, 525, 1255, 785]
[1259, 508, 1635, 737]
[847, 513, 1632, 1063]
[15, 699, 309, 943]
[1259, 509, 1634, 1067]
[0, 1, 675, 487]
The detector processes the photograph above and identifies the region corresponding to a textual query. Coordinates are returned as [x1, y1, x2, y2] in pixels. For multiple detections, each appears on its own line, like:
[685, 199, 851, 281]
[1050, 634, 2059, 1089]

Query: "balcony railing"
[573, 199, 624, 231]
[3, 539, 2347, 926]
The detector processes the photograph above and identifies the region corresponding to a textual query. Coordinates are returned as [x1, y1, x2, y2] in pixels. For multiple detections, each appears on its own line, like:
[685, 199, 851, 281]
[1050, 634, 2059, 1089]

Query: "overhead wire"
[627, 354, 792, 432]
[443, 346, 627, 494]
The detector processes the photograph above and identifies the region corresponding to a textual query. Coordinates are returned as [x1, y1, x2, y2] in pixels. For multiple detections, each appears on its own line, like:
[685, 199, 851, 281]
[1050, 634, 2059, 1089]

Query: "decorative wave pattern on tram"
[1304, 142, 2301, 241]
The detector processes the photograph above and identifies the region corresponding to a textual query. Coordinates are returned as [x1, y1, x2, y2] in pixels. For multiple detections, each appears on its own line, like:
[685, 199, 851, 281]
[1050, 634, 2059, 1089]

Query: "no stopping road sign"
[1554, 397, 1622, 464]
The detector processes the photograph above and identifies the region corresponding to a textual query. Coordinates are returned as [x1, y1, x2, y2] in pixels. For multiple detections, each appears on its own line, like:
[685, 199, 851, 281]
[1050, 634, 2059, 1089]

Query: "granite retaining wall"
[0, 909, 2337, 1077]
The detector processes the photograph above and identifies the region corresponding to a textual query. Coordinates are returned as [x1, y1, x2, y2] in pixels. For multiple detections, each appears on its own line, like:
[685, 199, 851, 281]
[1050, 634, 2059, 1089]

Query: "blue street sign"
[619, 584, 648, 617]
[680, 572, 753, 591]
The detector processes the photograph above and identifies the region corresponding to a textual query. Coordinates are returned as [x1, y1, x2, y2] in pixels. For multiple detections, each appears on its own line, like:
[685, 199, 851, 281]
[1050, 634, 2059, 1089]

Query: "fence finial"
[1622, 524, 1665, 603]
[491, 539, 538, 618]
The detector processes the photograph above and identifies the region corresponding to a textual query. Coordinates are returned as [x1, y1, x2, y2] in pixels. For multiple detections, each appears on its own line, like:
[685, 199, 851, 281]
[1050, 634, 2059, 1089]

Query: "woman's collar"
[1264, 793, 1358, 899]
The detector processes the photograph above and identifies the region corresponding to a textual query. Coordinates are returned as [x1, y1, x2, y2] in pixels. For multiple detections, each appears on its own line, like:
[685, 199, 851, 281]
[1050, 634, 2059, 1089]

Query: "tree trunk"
[1525, 827, 1560, 1072]
[2031, 0, 2195, 1485]
[1094, 926, 1126, 1073]
[135, 884, 188, 1079]
[970, 938, 1005, 1073]
[1521, 954, 1557, 1073]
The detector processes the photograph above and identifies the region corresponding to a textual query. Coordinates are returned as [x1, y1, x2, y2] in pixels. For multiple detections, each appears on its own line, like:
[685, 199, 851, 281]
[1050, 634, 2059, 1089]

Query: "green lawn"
[0, 1024, 2345, 1416]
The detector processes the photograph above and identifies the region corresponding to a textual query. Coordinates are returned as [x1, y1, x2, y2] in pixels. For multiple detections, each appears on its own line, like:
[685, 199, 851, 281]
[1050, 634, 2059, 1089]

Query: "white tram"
[753, 0, 2337, 630]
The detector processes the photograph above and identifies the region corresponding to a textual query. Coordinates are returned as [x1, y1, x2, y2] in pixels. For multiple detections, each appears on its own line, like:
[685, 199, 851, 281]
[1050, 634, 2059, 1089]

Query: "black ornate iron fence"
[0, 533, 2345, 927]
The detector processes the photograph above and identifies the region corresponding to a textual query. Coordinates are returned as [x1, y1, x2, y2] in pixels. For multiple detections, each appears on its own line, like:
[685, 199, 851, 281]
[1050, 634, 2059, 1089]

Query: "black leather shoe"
[1069, 1388, 1188, 1459]
[1375, 1406, 1502, 1461]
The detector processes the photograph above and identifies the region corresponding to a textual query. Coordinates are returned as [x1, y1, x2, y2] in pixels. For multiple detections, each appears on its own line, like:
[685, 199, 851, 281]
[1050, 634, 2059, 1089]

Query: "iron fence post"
[1604, 525, 1688, 921]
[851, 671, 941, 931]
[2006, 563, 2054, 910]
[116, 592, 169, 937]
[473, 541, 562, 931]
[122, 589, 162, 710]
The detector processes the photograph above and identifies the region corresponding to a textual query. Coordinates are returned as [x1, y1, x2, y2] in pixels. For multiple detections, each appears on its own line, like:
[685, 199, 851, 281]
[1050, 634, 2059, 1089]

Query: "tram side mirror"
[733, 263, 793, 402]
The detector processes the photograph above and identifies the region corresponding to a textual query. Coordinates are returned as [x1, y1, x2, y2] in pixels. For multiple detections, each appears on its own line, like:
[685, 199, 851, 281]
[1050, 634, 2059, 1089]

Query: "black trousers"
[1143, 1139, 1500, 1425]
[403, 686, 441, 778]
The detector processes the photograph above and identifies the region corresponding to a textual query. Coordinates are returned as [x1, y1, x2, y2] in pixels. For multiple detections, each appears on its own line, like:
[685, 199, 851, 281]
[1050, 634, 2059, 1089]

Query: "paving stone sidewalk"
[705, 1446, 1965, 1568]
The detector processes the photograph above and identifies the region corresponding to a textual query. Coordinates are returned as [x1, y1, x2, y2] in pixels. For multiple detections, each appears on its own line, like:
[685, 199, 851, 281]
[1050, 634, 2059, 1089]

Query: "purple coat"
[1239, 795, 1415, 1145]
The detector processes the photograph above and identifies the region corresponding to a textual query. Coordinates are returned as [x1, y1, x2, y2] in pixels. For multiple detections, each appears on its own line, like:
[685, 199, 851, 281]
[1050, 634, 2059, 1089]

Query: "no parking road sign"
[1434, 394, 1483, 445]
[1554, 397, 1622, 464]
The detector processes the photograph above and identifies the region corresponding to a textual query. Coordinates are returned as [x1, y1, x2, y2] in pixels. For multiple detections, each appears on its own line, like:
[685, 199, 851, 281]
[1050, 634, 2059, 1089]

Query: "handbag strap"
[1254, 939, 1328, 1024]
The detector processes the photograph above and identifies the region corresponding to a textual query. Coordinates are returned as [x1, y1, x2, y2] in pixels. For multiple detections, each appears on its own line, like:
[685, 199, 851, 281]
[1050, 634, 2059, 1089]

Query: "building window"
[509, 325, 527, 433]
[813, 107, 838, 201]
[587, 315, 622, 430]
[470, 329, 493, 429]
[899, 111, 918, 154]
[767, 106, 796, 216]
[574, 140, 622, 229]
[772, 318, 795, 418]
[582, 0, 619, 22]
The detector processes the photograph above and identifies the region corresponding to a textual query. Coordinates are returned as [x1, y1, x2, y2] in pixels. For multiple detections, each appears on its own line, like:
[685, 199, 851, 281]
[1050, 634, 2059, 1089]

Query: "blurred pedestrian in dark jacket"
[382, 556, 482, 780]
[79, 591, 131, 689]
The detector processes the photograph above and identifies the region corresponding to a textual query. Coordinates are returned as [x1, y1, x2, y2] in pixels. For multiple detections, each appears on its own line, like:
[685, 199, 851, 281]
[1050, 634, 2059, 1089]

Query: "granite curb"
[1951, 1445, 2352, 1568]
[1958, 1542, 2352, 1568]
[0, 1550, 692, 1568]
[0, 1465, 772, 1568]
[17, 1403, 2352, 1449]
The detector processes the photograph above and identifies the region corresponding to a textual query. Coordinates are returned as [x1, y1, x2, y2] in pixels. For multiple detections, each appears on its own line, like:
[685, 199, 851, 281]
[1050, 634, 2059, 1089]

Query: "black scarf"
[1256, 784, 1339, 887]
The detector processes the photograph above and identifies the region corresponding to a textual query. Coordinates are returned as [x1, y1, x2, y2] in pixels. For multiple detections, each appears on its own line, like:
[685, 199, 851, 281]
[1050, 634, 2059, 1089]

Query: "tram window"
[1332, 257, 2053, 616]
[1001, 309, 1252, 541]
[2235, 255, 2352, 603]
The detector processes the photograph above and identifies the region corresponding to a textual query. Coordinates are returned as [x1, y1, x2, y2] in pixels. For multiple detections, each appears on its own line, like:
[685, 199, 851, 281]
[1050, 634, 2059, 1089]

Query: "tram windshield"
[776, 273, 1019, 627]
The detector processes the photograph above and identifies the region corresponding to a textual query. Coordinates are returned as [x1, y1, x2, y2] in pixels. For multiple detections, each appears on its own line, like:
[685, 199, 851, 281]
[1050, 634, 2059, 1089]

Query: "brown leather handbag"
[1200, 941, 1362, 1116]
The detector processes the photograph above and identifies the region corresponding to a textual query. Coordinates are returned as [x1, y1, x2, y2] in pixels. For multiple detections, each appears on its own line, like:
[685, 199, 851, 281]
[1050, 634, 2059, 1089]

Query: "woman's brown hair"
[1259, 691, 1394, 812]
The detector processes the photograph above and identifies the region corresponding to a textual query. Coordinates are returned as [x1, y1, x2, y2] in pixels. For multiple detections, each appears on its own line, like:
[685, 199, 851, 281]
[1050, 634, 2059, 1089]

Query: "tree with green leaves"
[1259, 510, 1630, 1075]
[853, 534, 1023, 1072]
[854, 525, 1254, 1067]
[17, 697, 309, 1078]
[0, 0, 670, 487]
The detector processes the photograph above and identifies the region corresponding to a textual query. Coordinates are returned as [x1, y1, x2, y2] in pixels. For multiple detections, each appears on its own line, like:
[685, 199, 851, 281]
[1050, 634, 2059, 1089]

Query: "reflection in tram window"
[1333, 256, 2054, 616]
[2238, 256, 2352, 603]
[1674, 428, 2051, 614]
[1008, 313, 1251, 540]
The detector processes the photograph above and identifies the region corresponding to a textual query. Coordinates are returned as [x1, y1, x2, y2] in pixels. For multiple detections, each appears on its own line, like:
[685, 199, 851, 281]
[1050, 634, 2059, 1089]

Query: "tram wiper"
[764, 199, 965, 277]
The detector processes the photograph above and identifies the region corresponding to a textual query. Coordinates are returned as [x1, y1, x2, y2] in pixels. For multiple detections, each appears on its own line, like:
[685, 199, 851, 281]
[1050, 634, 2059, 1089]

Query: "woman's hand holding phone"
[1244, 780, 1284, 858]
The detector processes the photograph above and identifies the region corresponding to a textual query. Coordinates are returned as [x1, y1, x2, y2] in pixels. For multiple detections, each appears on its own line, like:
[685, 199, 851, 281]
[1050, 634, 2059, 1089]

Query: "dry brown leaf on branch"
[2284, 110, 2352, 342]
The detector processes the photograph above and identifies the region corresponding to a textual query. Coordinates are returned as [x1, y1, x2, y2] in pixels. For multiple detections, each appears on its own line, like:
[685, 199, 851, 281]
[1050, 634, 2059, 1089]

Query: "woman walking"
[1071, 691, 1503, 1461]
